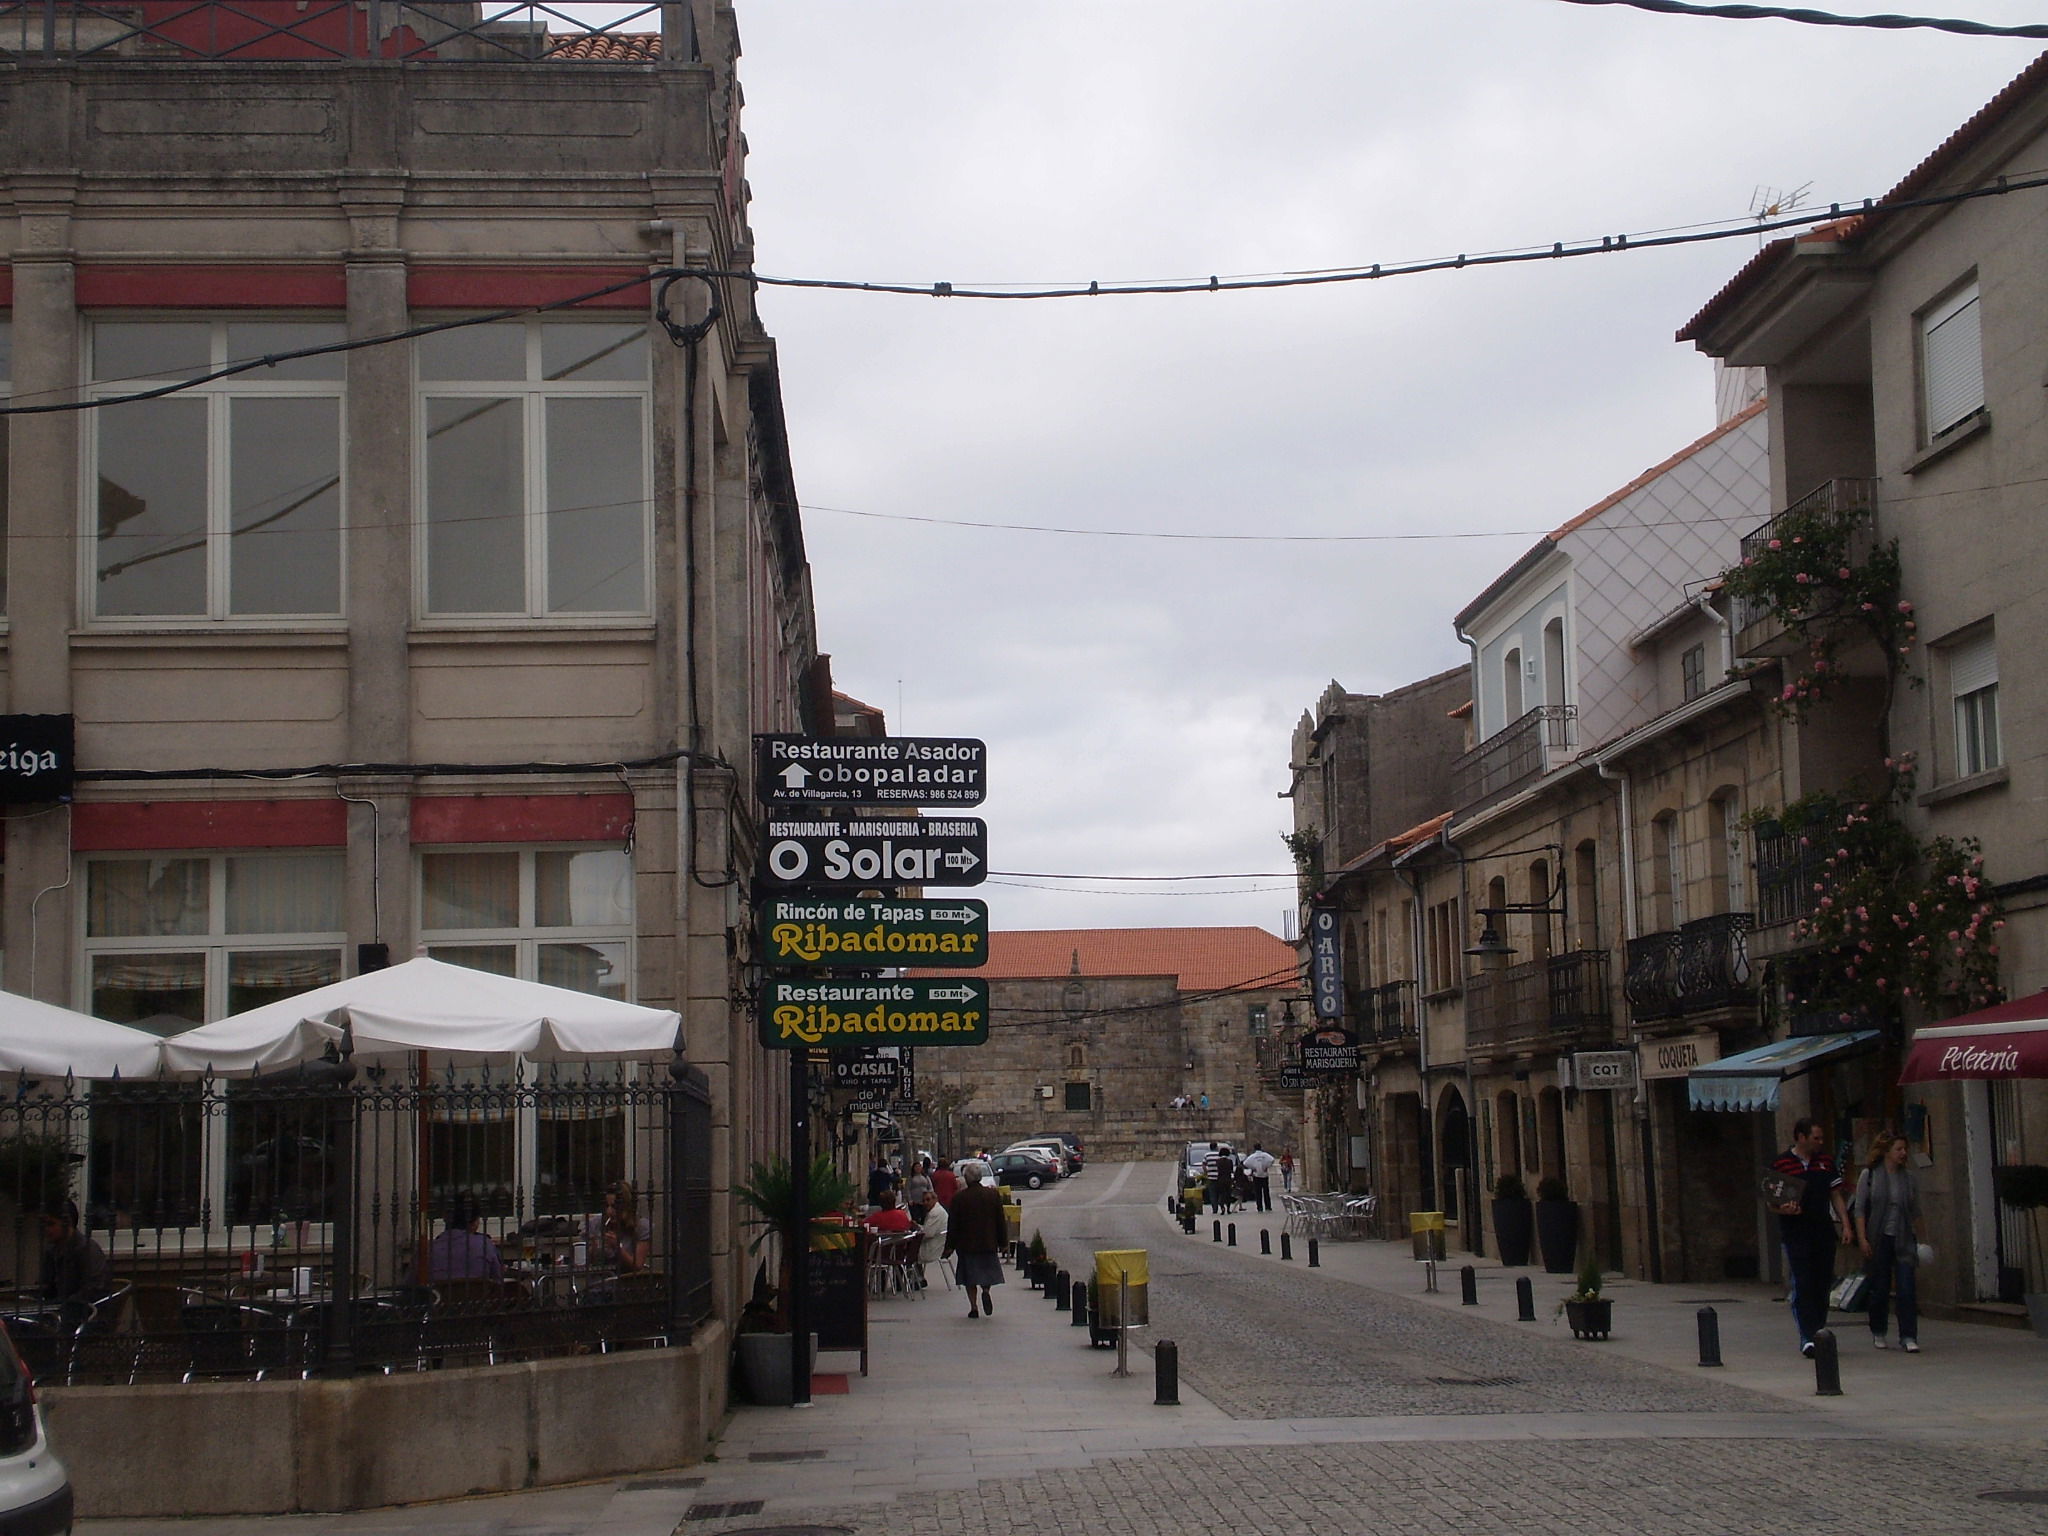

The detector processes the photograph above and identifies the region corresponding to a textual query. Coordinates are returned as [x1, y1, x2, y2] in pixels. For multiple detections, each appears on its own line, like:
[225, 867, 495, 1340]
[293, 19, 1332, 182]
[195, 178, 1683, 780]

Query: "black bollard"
[1516, 1275, 1535, 1321]
[1812, 1326, 1842, 1396]
[1013, 1240, 1027, 1268]
[1182, 1210, 1196, 1234]
[1167, 1196, 1178, 1216]
[1227, 1223, 1237, 1248]
[1260, 1230, 1272, 1255]
[1697, 1305, 1723, 1367]
[1072, 1280, 1089, 1328]
[1212, 1219, 1222, 1243]
[1460, 1264, 1478, 1306]
[1280, 1233, 1293, 1261]
[1154, 1339, 1180, 1406]
[1308, 1237, 1320, 1268]
[1054, 1269, 1070, 1309]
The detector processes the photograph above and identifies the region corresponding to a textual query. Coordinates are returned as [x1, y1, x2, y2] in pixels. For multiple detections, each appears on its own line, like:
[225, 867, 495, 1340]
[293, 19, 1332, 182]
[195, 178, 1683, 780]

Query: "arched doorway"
[1438, 1085, 1472, 1224]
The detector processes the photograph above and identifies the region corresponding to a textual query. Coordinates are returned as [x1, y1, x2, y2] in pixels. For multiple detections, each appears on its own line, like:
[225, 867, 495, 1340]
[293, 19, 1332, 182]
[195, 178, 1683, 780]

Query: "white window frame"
[413, 319, 654, 624]
[1921, 280, 1983, 441]
[77, 849, 349, 1246]
[82, 317, 347, 625]
[1948, 628, 2001, 779]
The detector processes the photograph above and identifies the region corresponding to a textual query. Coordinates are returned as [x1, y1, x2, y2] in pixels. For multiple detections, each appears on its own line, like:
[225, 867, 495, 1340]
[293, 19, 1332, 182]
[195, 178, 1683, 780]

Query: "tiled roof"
[1548, 398, 1767, 539]
[547, 32, 661, 61]
[1331, 810, 1452, 878]
[919, 927, 1294, 993]
[1679, 49, 2048, 342]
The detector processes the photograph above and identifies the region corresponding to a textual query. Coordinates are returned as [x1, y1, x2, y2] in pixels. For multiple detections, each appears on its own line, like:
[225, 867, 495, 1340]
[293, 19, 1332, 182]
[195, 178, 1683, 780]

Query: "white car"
[0, 1320, 72, 1536]
[1004, 1139, 1074, 1176]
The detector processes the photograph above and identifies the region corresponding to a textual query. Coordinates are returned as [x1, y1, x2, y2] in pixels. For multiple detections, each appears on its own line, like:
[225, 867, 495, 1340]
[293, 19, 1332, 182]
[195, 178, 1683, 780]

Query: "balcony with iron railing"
[0, 2, 695, 63]
[1368, 980, 1418, 1046]
[1449, 705, 1577, 813]
[1623, 912, 1755, 1023]
[1730, 477, 1879, 657]
[1464, 949, 1610, 1059]
[1753, 826, 1819, 930]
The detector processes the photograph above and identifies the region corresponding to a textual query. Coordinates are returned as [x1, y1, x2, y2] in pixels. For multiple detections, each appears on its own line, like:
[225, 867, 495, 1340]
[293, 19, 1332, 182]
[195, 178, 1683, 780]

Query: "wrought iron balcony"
[1731, 477, 1879, 657]
[1465, 949, 1610, 1058]
[1450, 705, 1577, 813]
[0, 2, 694, 63]
[1370, 980, 1418, 1044]
[1626, 913, 1754, 1022]
[1754, 825, 1819, 929]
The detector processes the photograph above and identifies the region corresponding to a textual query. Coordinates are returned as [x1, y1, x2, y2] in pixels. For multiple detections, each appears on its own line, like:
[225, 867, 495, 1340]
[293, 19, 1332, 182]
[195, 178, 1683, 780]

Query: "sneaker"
[1902, 1339, 1920, 1353]
[1873, 1336, 1889, 1349]
[1801, 1341, 1816, 1358]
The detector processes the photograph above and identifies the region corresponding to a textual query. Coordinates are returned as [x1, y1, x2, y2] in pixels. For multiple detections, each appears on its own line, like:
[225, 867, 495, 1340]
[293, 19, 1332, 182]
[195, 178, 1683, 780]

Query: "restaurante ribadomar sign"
[761, 978, 991, 1047]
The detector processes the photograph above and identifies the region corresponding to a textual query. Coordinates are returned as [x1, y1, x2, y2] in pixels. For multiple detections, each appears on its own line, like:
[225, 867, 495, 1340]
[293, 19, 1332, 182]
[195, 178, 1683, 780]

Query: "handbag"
[1829, 1271, 1871, 1312]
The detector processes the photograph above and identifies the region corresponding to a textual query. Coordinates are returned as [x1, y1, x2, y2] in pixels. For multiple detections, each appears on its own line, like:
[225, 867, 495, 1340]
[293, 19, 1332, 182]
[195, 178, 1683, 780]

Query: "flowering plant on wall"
[1758, 757, 2003, 1023]
[1719, 493, 1915, 717]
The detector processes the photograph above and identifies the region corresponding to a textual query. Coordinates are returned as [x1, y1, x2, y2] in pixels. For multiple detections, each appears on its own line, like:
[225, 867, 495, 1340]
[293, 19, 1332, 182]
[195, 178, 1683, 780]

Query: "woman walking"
[943, 1158, 1007, 1319]
[1854, 1131, 1924, 1353]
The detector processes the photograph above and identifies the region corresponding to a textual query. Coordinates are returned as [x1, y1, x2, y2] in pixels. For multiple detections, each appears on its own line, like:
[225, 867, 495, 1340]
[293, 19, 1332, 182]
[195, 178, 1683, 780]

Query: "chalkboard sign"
[806, 1230, 869, 1375]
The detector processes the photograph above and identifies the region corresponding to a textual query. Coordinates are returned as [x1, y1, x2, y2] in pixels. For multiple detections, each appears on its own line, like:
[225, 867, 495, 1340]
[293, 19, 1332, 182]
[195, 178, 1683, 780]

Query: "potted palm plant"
[732, 1153, 857, 1404]
[1559, 1253, 1611, 1340]
[1490, 1173, 1534, 1267]
[1994, 1164, 2048, 1337]
[1535, 1175, 1580, 1274]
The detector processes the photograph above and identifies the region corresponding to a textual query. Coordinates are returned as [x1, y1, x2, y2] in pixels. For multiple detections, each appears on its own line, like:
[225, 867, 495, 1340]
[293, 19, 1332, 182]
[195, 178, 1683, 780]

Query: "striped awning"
[1687, 1031, 1881, 1113]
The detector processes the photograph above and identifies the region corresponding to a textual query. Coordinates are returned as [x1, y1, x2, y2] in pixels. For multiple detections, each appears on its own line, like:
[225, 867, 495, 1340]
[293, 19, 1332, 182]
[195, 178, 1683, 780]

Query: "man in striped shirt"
[1770, 1118, 1850, 1357]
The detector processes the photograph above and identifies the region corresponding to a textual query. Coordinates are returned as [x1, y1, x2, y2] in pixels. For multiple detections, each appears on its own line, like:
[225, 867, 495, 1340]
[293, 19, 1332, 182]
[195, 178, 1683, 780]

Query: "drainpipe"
[1693, 585, 1733, 679]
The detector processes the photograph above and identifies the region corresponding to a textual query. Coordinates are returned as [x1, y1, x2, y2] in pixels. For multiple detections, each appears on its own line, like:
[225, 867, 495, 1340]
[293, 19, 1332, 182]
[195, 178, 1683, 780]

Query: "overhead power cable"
[1550, 0, 2048, 39]
[6, 169, 2045, 415]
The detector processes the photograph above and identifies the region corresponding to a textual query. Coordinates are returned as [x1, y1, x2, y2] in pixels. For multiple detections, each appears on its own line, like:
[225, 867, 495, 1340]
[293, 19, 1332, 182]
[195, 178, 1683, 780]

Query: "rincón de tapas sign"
[760, 978, 991, 1048]
[758, 895, 987, 969]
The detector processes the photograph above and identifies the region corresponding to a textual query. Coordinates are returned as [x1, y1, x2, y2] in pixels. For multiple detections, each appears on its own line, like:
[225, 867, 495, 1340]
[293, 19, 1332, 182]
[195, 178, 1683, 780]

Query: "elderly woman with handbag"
[1853, 1131, 1925, 1353]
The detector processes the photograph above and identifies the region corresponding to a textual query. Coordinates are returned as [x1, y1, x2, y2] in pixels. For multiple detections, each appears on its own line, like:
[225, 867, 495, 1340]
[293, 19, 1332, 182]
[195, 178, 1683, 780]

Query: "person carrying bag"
[1852, 1130, 1925, 1353]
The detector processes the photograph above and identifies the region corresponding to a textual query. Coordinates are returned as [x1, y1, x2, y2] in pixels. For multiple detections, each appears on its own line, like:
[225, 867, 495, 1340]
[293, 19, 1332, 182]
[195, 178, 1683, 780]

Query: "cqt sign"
[1568, 1050, 1638, 1091]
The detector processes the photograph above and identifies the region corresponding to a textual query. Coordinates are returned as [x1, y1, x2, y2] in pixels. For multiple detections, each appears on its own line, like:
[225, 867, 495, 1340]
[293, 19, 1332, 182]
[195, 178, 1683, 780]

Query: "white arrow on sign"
[926, 985, 978, 1003]
[942, 849, 980, 873]
[778, 763, 811, 790]
[928, 906, 978, 923]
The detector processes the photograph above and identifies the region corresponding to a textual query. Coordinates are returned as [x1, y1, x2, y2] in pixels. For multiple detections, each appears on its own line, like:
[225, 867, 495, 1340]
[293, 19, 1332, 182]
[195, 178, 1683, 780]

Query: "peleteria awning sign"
[1899, 989, 2048, 1084]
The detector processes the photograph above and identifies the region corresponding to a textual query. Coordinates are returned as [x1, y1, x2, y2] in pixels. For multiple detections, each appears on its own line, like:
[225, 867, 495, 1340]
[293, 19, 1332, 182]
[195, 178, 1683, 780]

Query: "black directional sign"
[759, 817, 987, 889]
[756, 734, 986, 808]
[758, 895, 988, 968]
[760, 978, 991, 1049]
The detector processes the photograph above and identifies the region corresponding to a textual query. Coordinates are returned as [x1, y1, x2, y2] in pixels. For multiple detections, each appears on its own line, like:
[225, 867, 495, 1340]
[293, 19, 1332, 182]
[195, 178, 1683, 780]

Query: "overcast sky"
[588, 3, 2041, 938]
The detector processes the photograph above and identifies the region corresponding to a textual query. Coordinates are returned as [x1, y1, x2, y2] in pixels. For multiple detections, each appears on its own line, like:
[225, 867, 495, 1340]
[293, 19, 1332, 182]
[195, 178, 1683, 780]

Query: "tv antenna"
[1750, 182, 1814, 245]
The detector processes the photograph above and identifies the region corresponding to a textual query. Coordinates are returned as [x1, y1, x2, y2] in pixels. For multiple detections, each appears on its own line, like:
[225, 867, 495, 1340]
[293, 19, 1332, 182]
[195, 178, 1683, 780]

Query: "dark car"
[987, 1150, 1060, 1189]
[1052, 1132, 1085, 1169]
[0, 1319, 72, 1536]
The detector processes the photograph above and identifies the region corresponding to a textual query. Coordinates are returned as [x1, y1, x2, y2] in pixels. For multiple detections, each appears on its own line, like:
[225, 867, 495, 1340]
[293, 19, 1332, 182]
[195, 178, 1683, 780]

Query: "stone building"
[1, 2, 821, 1492]
[909, 927, 1298, 1161]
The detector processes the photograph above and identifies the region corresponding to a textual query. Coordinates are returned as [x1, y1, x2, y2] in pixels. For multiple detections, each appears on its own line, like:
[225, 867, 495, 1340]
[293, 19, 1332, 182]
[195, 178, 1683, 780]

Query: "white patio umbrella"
[158, 956, 683, 1076]
[0, 990, 166, 1079]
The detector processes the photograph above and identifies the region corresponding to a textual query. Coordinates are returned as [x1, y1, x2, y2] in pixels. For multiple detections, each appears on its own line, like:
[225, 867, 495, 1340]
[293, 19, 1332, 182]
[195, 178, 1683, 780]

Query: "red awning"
[1899, 989, 2048, 1083]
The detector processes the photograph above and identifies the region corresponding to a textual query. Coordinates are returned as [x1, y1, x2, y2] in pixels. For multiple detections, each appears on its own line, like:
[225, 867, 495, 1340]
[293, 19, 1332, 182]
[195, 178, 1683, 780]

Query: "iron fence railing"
[1730, 477, 1880, 652]
[1625, 913, 1755, 1022]
[1450, 705, 1577, 812]
[1465, 950, 1610, 1058]
[1370, 980, 1417, 1044]
[0, 2, 695, 63]
[1754, 825, 1819, 929]
[0, 1060, 710, 1384]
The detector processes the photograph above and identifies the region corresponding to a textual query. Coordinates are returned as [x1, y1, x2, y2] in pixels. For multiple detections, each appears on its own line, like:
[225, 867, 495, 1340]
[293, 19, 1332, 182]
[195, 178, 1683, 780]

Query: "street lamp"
[1463, 910, 1518, 971]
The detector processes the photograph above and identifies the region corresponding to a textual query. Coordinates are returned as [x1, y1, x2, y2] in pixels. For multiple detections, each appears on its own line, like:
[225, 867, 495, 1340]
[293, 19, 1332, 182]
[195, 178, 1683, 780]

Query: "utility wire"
[1550, 0, 2048, 39]
[7, 169, 2045, 416]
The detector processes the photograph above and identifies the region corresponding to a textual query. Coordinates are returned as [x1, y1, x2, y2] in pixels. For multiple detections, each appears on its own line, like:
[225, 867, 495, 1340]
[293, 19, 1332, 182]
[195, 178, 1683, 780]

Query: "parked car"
[1051, 1132, 1085, 1169]
[1004, 1138, 1075, 1175]
[988, 1150, 1060, 1189]
[0, 1320, 73, 1536]
[1181, 1140, 1218, 1185]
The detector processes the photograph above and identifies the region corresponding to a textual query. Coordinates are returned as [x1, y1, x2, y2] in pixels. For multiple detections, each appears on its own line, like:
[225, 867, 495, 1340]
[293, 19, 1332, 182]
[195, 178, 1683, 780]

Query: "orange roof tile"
[1548, 397, 1767, 539]
[548, 32, 661, 61]
[918, 927, 1294, 993]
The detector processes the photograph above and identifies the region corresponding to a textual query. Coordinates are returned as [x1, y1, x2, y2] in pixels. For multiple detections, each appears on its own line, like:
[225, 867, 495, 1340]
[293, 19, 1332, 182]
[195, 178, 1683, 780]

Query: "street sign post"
[758, 817, 986, 889]
[760, 977, 991, 1049]
[755, 734, 987, 808]
[757, 895, 988, 968]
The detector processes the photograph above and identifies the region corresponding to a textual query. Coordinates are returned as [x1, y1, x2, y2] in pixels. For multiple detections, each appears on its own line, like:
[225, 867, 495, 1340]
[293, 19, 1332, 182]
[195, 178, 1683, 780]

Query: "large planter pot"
[2026, 1293, 2048, 1340]
[1491, 1198, 1535, 1267]
[1536, 1199, 1580, 1274]
[1564, 1298, 1612, 1340]
[734, 1331, 819, 1406]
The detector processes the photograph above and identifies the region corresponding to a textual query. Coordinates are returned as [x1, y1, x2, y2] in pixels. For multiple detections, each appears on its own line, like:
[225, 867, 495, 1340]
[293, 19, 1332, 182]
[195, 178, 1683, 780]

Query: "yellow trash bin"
[1095, 1249, 1149, 1326]
[1180, 1183, 1204, 1216]
[1002, 1201, 1023, 1247]
[1409, 1210, 1446, 1262]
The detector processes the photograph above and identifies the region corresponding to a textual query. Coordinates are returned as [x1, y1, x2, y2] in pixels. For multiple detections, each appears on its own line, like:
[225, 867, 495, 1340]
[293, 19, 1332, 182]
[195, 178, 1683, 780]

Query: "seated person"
[863, 1189, 917, 1235]
[38, 1201, 109, 1306]
[584, 1181, 653, 1272]
[427, 1202, 504, 1283]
